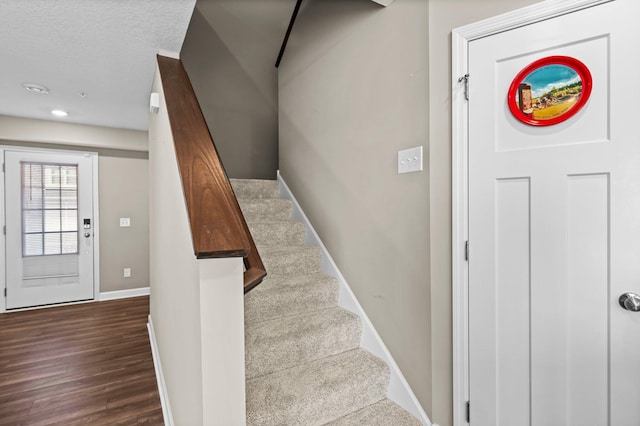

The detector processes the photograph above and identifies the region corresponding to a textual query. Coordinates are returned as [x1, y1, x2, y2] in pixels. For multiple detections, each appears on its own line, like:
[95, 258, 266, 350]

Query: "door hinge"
[464, 240, 469, 261]
[466, 401, 470, 423]
[4, 288, 6, 298]
[2, 163, 4, 173]
[458, 73, 470, 101]
[2, 225, 5, 235]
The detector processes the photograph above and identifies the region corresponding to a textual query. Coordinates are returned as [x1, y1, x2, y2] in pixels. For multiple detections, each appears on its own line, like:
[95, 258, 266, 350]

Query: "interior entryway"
[4, 148, 97, 310]
[455, 0, 640, 424]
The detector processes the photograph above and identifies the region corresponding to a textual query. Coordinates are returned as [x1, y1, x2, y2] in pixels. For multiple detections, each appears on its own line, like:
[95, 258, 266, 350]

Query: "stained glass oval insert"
[508, 56, 592, 126]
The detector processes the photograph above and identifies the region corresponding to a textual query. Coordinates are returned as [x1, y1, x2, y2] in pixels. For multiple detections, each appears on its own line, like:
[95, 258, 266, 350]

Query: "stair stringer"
[277, 171, 432, 426]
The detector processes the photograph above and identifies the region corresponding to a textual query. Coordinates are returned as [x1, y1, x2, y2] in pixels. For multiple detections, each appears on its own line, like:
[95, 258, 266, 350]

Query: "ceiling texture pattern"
[0, 0, 391, 132]
[0, 0, 196, 131]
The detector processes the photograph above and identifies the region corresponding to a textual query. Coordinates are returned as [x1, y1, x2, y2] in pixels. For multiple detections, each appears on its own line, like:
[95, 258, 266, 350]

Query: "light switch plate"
[119, 217, 131, 227]
[123, 268, 131, 278]
[398, 146, 423, 174]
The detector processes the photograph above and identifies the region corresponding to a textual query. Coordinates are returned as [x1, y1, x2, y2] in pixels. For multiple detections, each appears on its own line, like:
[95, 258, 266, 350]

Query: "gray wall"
[181, 0, 292, 179]
[97, 150, 149, 292]
[278, 0, 432, 415]
[279, 0, 543, 425]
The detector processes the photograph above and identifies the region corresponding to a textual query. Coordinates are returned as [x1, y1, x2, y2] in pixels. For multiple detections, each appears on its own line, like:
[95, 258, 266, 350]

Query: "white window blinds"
[21, 162, 79, 256]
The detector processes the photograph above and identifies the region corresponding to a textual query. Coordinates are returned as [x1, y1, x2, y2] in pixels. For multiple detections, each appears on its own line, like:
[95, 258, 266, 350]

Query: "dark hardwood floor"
[0, 296, 163, 425]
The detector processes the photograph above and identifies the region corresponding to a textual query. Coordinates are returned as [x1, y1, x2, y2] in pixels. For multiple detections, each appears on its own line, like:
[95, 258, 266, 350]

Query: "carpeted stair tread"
[324, 398, 423, 426]
[245, 307, 361, 379]
[237, 178, 423, 425]
[246, 349, 390, 426]
[239, 199, 293, 222]
[245, 273, 339, 325]
[231, 178, 280, 199]
[259, 245, 321, 276]
[249, 220, 306, 247]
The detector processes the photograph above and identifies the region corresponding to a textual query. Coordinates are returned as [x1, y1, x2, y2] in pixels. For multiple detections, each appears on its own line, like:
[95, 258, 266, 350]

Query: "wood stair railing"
[157, 55, 266, 293]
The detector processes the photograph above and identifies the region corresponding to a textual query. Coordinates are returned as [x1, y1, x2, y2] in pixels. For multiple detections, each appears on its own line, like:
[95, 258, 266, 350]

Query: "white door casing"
[453, 0, 640, 425]
[5, 149, 97, 309]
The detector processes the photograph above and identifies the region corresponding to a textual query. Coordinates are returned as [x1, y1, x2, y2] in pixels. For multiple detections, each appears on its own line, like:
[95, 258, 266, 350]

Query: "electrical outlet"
[123, 268, 131, 278]
[120, 217, 131, 227]
[398, 146, 423, 174]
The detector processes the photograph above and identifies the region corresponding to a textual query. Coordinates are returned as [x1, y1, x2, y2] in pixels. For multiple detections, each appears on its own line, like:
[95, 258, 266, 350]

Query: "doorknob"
[84, 232, 91, 238]
[619, 293, 640, 312]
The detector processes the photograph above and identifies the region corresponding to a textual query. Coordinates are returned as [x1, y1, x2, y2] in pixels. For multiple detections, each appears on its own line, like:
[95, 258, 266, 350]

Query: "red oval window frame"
[507, 56, 592, 126]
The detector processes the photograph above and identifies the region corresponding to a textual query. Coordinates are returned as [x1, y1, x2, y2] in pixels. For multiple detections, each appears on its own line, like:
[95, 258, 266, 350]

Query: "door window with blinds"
[5, 150, 94, 310]
[21, 162, 79, 256]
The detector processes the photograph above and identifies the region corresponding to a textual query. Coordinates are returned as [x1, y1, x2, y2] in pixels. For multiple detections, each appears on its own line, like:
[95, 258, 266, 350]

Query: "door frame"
[451, 0, 613, 424]
[0, 145, 100, 314]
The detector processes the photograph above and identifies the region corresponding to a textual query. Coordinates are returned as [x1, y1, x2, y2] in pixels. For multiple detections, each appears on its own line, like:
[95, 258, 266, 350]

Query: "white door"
[468, 1, 640, 425]
[5, 150, 95, 309]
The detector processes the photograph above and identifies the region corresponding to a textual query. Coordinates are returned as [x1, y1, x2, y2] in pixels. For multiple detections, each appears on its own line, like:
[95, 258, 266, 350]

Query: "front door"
[468, 1, 640, 424]
[5, 150, 95, 309]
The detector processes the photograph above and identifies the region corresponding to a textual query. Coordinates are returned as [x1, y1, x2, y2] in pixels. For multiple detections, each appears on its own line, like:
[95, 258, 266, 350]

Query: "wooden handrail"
[157, 55, 266, 292]
[275, 0, 303, 68]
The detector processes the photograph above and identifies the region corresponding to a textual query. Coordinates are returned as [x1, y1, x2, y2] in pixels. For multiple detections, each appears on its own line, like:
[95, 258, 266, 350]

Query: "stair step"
[239, 199, 293, 222]
[245, 273, 339, 325]
[238, 177, 422, 425]
[245, 307, 361, 379]
[249, 221, 306, 247]
[246, 349, 390, 426]
[260, 245, 321, 276]
[231, 178, 279, 199]
[325, 398, 423, 426]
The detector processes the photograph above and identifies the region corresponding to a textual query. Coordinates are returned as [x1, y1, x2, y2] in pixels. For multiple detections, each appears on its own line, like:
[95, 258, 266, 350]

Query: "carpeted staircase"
[231, 179, 422, 426]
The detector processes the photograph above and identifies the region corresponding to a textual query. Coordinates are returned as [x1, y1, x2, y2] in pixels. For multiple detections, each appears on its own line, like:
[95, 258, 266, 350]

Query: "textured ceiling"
[0, 0, 196, 131]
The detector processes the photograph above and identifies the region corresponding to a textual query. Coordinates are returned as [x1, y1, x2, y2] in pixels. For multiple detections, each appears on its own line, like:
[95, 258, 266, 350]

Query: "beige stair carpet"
[233, 179, 422, 426]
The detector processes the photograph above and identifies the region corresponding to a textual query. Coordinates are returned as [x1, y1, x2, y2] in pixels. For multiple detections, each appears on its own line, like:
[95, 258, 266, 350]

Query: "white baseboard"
[277, 171, 432, 426]
[99, 286, 150, 301]
[148, 315, 174, 426]
[1, 286, 148, 313]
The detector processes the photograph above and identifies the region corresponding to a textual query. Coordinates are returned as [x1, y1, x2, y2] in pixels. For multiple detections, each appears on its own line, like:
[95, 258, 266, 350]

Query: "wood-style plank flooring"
[0, 296, 163, 425]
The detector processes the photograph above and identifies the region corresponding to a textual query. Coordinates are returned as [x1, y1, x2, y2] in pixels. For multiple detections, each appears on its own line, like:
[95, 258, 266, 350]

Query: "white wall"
[278, 0, 432, 414]
[148, 65, 246, 425]
[149, 67, 204, 425]
[0, 117, 150, 294]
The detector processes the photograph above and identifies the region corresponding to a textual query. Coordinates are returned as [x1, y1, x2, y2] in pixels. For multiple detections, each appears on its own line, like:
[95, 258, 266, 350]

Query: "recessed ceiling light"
[22, 83, 49, 94]
[51, 109, 68, 117]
